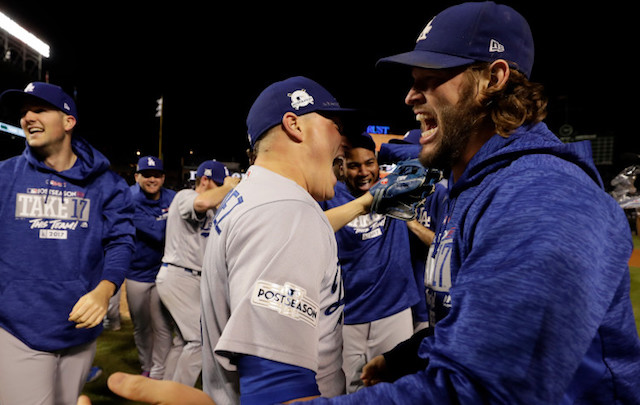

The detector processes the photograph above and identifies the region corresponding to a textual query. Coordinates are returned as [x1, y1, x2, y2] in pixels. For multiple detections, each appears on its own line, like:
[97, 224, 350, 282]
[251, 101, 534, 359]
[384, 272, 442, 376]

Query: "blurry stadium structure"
[0, 10, 49, 80]
[0, 10, 48, 159]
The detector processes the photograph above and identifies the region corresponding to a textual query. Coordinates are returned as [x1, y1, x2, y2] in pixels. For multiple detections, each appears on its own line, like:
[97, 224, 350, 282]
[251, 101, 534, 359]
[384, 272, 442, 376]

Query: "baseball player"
[126, 156, 177, 379]
[156, 159, 239, 387]
[319, 132, 420, 393]
[199, 76, 354, 404]
[0, 82, 135, 404]
[331, 2, 640, 403]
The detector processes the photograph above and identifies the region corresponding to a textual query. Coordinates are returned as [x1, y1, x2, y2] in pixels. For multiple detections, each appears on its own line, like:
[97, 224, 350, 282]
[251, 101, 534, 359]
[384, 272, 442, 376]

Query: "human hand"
[68, 280, 115, 328]
[77, 372, 216, 405]
[360, 354, 388, 387]
[223, 176, 241, 189]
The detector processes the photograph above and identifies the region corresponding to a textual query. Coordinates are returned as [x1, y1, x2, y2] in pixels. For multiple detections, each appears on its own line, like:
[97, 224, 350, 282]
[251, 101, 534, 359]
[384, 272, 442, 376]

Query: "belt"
[184, 268, 202, 277]
[162, 263, 202, 277]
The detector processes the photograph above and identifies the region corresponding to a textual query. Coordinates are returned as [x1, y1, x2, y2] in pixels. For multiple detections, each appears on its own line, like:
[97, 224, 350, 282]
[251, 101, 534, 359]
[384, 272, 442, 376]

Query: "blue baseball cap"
[349, 132, 377, 152]
[196, 160, 229, 186]
[246, 76, 355, 147]
[0, 82, 78, 120]
[402, 129, 422, 145]
[136, 156, 164, 172]
[377, 2, 534, 78]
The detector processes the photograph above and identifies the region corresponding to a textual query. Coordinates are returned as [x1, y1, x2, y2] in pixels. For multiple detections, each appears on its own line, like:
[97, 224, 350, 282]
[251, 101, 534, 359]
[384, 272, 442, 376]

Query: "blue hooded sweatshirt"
[310, 122, 640, 404]
[0, 136, 135, 352]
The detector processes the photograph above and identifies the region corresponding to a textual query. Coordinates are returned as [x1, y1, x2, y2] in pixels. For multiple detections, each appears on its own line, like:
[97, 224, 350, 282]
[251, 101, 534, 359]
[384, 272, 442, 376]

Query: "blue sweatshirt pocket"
[0, 278, 101, 352]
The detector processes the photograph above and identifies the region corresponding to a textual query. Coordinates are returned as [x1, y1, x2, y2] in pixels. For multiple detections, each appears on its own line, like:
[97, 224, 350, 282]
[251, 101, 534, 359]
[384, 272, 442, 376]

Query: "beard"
[418, 84, 486, 171]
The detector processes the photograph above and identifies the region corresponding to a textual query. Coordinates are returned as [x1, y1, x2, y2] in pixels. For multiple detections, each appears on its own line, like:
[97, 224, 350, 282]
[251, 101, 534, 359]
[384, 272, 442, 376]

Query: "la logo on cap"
[288, 89, 314, 110]
[24, 83, 36, 93]
[417, 18, 435, 42]
[147, 157, 156, 166]
[204, 168, 212, 177]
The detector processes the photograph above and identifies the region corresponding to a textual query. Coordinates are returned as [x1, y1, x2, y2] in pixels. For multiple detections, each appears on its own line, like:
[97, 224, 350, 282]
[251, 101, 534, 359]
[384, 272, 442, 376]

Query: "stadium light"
[0, 11, 50, 58]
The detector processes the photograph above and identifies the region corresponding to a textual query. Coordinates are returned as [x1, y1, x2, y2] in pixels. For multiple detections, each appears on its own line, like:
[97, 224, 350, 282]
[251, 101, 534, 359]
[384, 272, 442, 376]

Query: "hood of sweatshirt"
[22, 135, 111, 184]
[449, 122, 602, 198]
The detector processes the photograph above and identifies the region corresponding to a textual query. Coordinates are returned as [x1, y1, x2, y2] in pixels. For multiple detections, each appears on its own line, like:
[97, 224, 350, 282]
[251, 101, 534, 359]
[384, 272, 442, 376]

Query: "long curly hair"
[467, 62, 548, 137]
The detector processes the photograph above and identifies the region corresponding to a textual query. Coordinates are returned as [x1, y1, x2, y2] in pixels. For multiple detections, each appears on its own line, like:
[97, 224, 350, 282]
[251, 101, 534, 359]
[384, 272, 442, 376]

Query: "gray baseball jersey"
[161, 189, 214, 271]
[200, 165, 345, 404]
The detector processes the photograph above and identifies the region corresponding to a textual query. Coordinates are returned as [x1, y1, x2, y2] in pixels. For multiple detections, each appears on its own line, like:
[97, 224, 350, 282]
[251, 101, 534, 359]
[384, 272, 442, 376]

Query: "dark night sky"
[0, 1, 633, 185]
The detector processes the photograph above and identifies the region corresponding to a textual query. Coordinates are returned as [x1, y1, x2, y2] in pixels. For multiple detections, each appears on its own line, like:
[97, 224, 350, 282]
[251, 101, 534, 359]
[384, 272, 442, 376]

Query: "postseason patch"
[251, 280, 319, 327]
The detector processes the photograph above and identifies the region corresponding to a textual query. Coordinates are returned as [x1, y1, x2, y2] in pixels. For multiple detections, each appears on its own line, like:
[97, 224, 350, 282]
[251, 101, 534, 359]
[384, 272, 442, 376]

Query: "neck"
[451, 124, 496, 183]
[143, 190, 161, 201]
[38, 147, 77, 172]
[254, 157, 305, 190]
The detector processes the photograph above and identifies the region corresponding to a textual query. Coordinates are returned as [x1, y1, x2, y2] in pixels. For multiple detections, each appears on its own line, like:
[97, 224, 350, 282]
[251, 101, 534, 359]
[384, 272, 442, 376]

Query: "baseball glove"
[369, 159, 443, 221]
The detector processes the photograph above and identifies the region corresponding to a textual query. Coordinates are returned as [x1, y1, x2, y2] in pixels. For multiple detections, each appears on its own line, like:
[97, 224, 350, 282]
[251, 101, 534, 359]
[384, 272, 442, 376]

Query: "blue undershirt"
[237, 355, 320, 404]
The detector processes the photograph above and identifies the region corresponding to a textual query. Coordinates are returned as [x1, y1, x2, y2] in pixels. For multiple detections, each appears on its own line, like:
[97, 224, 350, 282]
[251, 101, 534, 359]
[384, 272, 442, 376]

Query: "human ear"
[63, 114, 77, 132]
[488, 59, 510, 91]
[282, 112, 303, 143]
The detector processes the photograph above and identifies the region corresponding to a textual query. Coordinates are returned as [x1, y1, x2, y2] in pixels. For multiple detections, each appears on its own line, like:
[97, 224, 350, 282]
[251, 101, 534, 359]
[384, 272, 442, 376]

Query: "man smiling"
[320, 132, 419, 393]
[0, 81, 135, 404]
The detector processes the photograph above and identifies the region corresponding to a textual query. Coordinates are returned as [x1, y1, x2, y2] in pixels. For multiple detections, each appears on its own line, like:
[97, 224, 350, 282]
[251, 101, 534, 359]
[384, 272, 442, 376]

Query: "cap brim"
[0, 90, 55, 119]
[0, 90, 31, 116]
[377, 50, 476, 70]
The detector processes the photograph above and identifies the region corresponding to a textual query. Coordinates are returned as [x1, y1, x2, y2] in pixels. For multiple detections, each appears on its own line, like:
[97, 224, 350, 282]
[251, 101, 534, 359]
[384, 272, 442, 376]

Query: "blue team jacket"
[127, 185, 176, 282]
[311, 122, 640, 404]
[0, 136, 135, 352]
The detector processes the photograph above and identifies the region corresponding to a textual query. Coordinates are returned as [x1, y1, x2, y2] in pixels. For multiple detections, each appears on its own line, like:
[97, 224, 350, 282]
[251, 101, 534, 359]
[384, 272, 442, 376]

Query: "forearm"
[194, 185, 234, 213]
[407, 219, 435, 245]
[325, 193, 373, 232]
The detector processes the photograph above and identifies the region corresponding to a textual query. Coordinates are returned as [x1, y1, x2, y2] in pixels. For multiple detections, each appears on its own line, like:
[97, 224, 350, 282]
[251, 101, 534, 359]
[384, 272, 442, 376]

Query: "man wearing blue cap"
[0, 82, 136, 404]
[124, 156, 177, 379]
[348, 1, 640, 404]
[319, 132, 421, 394]
[156, 159, 239, 387]
[197, 76, 356, 404]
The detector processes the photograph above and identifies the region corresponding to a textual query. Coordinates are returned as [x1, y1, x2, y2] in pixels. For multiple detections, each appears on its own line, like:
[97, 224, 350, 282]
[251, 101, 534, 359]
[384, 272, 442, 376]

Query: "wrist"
[95, 280, 117, 298]
[359, 192, 373, 213]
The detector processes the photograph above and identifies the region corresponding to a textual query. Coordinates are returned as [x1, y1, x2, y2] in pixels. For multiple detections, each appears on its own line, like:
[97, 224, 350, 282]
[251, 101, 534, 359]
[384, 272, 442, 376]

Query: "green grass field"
[81, 248, 640, 404]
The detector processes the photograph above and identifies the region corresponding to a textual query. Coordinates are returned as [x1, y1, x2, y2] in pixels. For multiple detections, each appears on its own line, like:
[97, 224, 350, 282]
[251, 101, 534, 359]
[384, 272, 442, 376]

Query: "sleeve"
[176, 190, 204, 223]
[382, 327, 432, 382]
[100, 174, 136, 289]
[216, 200, 331, 374]
[132, 202, 167, 247]
[308, 165, 634, 404]
[237, 355, 320, 404]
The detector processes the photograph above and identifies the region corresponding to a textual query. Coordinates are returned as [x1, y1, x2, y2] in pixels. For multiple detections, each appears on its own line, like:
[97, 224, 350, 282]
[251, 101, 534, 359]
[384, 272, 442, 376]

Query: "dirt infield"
[631, 250, 640, 268]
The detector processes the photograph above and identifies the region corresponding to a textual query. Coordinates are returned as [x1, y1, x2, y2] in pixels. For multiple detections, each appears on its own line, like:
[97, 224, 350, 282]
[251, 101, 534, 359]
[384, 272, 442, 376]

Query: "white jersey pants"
[342, 307, 413, 393]
[156, 263, 203, 387]
[0, 327, 95, 405]
[126, 279, 174, 379]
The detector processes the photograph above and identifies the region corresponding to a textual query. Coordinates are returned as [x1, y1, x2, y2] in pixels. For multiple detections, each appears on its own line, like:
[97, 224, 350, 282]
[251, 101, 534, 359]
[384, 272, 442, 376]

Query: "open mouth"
[416, 113, 438, 143]
[355, 178, 373, 189]
[27, 126, 44, 135]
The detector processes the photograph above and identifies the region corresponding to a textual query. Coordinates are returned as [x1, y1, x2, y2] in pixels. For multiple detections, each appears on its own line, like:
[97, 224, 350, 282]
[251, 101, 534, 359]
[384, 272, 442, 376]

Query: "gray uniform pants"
[126, 279, 174, 379]
[0, 327, 95, 405]
[156, 263, 202, 387]
[342, 307, 413, 393]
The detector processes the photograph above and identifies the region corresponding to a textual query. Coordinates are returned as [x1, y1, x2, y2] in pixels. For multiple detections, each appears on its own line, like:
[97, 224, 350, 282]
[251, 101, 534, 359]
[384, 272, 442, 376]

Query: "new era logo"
[489, 39, 505, 53]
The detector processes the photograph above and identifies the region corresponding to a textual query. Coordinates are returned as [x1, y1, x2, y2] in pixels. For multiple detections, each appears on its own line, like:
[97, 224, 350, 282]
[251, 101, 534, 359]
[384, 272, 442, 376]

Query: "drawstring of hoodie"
[44, 173, 52, 204]
[43, 173, 67, 205]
